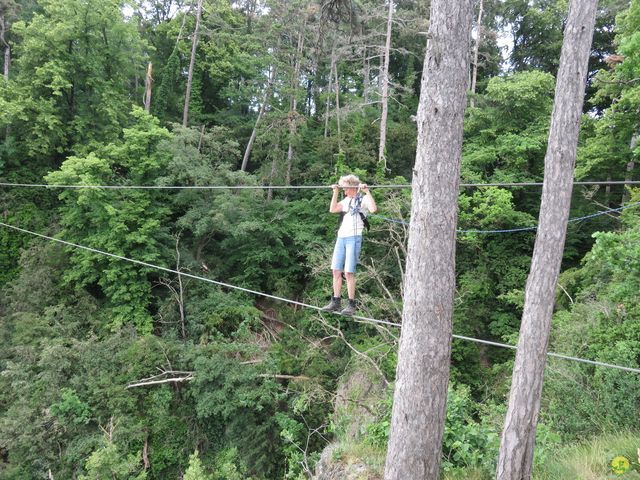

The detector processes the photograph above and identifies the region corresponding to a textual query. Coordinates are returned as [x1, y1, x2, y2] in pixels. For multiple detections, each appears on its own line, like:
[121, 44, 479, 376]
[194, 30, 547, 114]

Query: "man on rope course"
[321, 174, 377, 315]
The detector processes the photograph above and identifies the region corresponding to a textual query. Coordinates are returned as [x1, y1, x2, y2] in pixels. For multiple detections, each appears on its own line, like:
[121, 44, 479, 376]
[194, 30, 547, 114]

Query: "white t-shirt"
[337, 195, 372, 238]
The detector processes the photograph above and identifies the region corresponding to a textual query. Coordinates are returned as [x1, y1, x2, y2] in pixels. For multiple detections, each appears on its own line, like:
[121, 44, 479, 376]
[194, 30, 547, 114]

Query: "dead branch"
[316, 314, 390, 386]
[258, 374, 311, 381]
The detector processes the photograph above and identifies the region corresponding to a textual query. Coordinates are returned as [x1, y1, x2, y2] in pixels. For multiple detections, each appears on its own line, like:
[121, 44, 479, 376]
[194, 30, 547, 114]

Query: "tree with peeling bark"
[383, 1, 473, 479]
[378, 0, 394, 171]
[496, 0, 598, 478]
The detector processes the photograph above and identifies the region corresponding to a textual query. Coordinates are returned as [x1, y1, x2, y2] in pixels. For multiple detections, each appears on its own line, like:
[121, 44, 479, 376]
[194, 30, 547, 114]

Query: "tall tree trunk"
[363, 46, 370, 105]
[333, 56, 341, 146]
[241, 64, 277, 171]
[286, 25, 306, 186]
[182, 0, 203, 127]
[470, 0, 483, 108]
[383, 1, 472, 479]
[378, 0, 394, 169]
[143, 62, 153, 112]
[1, 14, 11, 80]
[2, 44, 7, 80]
[496, 1, 598, 479]
[324, 47, 336, 138]
[1, 13, 10, 140]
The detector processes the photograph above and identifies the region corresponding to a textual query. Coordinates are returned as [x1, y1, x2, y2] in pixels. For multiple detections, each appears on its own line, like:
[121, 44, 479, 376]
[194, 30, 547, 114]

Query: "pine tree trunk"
[241, 65, 277, 171]
[378, 0, 394, 169]
[383, 1, 472, 478]
[496, 1, 598, 479]
[182, 0, 203, 127]
[470, 0, 483, 108]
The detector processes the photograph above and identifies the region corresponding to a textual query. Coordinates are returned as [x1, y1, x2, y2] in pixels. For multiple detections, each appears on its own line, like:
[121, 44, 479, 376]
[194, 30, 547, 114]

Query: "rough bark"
[182, 0, 203, 127]
[469, 0, 483, 107]
[496, 1, 598, 479]
[383, 1, 472, 479]
[378, 0, 394, 169]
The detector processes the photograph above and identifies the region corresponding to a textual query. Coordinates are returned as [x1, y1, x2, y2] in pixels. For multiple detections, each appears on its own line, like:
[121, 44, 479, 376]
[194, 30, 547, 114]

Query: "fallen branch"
[127, 375, 194, 389]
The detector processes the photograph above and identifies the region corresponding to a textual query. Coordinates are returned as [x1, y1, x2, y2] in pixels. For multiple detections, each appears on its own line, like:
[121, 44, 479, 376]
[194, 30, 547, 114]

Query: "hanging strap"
[336, 194, 370, 232]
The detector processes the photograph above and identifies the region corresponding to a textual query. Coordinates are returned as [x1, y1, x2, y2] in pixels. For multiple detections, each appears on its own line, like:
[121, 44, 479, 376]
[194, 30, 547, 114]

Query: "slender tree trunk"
[182, 0, 203, 127]
[622, 132, 637, 204]
[496, 2, 598, 479]
[143, 432, 150, 470]
[286, 26, 306, 186]
[378, 0, 394, 169]
[1, 14, 10, 81]
[470, 0, 483, 108]
[333, 57, 341, 146]
[1, 14, 10, 140]
[324, 48, 336, 138]
[383, 2, 473, 479]
[143, 62, 153, 112]
[363, 46, 369, 104]
[2, 45, 7, 80]
[241, 64, 277, 171]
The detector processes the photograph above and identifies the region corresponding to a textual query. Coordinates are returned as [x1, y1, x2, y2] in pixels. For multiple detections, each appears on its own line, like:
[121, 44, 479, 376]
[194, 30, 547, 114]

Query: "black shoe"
[340, 299, 357, 316]
[320, 297, 342, 312]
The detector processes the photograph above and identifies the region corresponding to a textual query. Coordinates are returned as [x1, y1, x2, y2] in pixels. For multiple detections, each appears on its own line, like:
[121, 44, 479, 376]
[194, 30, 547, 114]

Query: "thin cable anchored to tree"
[370, 200, 640, 234]
[1, 220, 639, 374]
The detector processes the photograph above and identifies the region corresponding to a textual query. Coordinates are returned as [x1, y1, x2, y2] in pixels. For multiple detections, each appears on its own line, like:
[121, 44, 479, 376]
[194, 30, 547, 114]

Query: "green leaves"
[2, 0, 147, 160]
[45, 108, 172, 333]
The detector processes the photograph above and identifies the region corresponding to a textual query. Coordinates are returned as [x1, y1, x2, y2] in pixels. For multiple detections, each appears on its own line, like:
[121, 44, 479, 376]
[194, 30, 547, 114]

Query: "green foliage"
[78, 442, 147, 480]
[1, 0, 147, 160]
[50, 388, 92, 426]
[190, 349, 285, 477]
[533, 432, 640, 480]
[463, 71, 555, 184]
[500, 0, 567, 74]
[184, 450, 213, 480]
[441, 385, 500, 473]
[154, 48, 183, 121]
[45, 108, 172, 333]
[1, 0, 639, 477]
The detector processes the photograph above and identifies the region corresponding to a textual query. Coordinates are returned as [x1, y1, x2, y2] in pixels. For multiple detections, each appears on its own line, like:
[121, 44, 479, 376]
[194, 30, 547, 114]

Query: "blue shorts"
[331, 236, 363, 273]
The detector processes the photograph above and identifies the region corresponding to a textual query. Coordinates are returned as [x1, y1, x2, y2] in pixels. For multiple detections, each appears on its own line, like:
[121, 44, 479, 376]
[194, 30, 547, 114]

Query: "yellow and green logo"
[611, 455, 631, 475]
